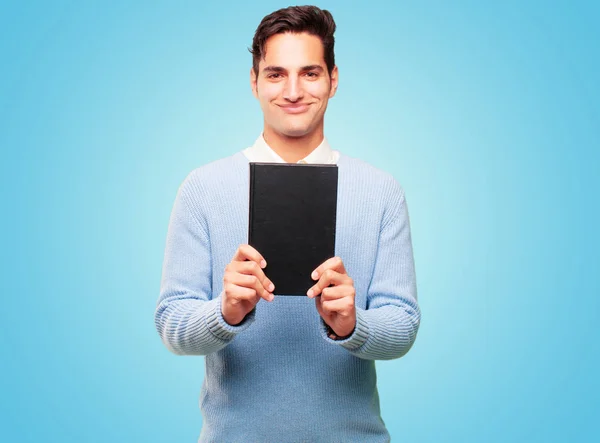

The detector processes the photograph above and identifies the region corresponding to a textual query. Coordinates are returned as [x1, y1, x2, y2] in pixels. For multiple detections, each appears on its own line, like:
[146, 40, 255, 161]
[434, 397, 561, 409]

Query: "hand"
[222, 244, 275, 326]
[307, 256, 356, 338]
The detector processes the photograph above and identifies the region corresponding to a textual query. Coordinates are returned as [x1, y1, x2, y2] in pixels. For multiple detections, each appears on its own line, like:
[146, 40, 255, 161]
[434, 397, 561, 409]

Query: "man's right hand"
[221, 244, 275, 326]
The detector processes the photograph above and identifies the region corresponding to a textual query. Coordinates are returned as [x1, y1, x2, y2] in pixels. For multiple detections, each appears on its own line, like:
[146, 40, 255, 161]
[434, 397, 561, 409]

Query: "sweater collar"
[242, 133, 338, 164]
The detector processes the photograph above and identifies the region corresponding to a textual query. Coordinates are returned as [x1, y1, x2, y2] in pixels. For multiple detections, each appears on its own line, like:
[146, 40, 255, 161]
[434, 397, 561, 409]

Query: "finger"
[307, 269, 347, 298]
[311, 256, 346, 281]
[228, 271, 274, 302]
[321, 297, 354, 316]
[314, 294, 324, 317]
[319, 284, 352, 301]
[223, 282, 257, 303]
[224, 264, 274, 303]
[232, 244, 267, 269]
[307, 269, 351, 298]
[231, 260, 275, 293]
[238, 274, 274, 301]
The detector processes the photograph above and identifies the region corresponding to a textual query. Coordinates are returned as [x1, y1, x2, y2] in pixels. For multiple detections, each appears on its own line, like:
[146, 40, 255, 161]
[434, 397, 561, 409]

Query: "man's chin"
[282, 131, 309, 138]
[276, 125, 312, 138]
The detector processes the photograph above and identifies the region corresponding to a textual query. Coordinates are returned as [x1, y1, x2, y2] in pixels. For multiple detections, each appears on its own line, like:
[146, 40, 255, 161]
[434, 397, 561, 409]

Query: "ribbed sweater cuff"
[320, 307, 369, 350]
[205, 292, 256, 341]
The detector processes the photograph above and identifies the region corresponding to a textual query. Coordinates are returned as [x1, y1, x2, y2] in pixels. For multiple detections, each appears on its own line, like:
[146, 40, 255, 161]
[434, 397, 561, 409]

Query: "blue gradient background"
[1, 1, 598, 442]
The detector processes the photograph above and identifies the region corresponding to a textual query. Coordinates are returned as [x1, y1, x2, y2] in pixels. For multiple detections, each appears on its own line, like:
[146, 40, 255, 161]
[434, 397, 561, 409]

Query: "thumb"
[314, 295, 325, 318]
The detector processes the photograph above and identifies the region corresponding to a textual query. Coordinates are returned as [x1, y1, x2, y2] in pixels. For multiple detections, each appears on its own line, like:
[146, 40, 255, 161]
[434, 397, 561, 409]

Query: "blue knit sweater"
[155, 150, 421, 442]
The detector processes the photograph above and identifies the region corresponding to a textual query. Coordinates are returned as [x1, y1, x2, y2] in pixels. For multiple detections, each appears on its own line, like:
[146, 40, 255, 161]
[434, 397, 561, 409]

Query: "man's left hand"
[307, 256, 356, 338]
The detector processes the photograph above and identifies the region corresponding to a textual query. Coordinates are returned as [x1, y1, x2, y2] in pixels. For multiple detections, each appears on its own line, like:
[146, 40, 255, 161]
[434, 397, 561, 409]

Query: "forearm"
[320, 300, 420, 360]
[155, 174, 254, 356]
[321, 176, 421, 360]
[155, 291, 255, 356]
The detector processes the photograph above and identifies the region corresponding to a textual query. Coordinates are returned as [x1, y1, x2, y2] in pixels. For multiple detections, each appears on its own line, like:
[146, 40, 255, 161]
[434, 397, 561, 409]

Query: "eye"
[305, 71, 318, 78]
[267, 73, 282, 79]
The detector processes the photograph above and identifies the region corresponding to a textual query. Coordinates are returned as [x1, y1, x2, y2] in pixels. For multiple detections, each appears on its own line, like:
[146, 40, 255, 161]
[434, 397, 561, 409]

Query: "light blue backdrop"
[1, 1, 598, 442]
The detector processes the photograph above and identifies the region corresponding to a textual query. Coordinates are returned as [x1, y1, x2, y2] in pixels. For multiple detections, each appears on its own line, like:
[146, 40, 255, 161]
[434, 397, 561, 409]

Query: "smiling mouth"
[278, 103, 311, 114]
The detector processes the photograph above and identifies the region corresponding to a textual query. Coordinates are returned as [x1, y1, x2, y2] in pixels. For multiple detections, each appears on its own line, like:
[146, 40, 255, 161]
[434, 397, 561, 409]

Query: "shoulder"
[178, 152, 245, 196]
[338, 153, 406, 203]
[186, 152, 244, 182]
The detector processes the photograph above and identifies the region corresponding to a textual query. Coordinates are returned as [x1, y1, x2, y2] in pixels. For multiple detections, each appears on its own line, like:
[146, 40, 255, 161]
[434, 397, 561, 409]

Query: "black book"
[248, 162, 338, 296]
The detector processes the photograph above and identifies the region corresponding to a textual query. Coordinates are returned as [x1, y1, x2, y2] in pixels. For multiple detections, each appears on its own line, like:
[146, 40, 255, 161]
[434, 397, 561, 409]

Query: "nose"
[282, 74, 303, 102]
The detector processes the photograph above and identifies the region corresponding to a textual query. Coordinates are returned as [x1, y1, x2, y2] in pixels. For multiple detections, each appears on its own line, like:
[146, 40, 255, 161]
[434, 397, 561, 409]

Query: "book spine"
[248, 163, 255, 245]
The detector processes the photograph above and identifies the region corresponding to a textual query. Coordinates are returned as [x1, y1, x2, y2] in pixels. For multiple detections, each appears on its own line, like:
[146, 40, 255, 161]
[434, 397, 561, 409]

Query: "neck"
[263, 126, 324, 163]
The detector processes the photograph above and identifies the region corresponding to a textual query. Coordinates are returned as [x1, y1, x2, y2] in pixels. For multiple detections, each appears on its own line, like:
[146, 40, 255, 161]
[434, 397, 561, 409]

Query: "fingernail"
[307, 289, 314, 297]
[311, 271, 318, 280]
[260, 260, 267, 268]
[268, 283, 274, 292]
[270, 293, 275, 301]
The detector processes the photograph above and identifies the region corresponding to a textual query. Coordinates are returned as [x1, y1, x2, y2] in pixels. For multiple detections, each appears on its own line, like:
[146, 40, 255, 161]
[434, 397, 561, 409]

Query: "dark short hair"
[250, 5, 336, 77]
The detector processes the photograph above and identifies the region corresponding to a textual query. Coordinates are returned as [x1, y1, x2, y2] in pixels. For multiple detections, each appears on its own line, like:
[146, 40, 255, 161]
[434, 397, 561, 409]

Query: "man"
[155, 5, 420, 442]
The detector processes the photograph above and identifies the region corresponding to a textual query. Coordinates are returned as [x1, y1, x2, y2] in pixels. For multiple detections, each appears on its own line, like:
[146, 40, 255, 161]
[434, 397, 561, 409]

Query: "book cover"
[248, 162, 338, 296]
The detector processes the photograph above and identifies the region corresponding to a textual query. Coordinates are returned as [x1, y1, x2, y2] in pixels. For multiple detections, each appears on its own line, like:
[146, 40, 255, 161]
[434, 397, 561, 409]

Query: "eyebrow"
[262, 65, 325, 74]
[300, 65, 325, 72]
[263, 66, 286, 73]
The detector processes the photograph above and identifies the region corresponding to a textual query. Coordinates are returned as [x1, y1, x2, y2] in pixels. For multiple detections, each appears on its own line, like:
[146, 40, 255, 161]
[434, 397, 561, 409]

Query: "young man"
[155, 6, 421, 442]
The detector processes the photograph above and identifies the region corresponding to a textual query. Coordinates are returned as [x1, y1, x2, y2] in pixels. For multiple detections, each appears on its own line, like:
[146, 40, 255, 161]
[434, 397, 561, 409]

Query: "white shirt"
[242, 134, 340, 164]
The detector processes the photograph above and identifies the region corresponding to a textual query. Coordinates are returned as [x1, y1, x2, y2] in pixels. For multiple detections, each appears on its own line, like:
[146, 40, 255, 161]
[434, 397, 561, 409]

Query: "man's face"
[251, 32, 338, 139]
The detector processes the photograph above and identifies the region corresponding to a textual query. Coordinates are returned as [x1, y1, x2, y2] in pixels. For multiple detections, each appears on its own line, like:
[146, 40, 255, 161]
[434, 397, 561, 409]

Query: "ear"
[250, 67, 258, 99]
[328, 65, 339, 99]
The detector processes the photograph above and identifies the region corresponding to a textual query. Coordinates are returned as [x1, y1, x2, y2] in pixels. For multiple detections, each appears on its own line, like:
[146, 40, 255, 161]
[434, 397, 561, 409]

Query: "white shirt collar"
[242, 133, 339, 164]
